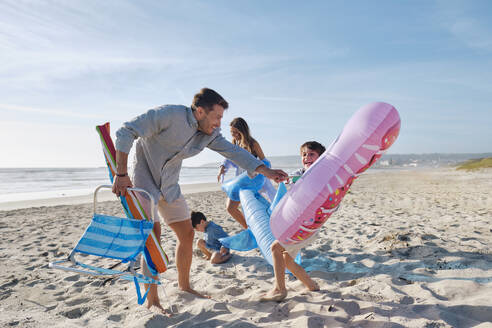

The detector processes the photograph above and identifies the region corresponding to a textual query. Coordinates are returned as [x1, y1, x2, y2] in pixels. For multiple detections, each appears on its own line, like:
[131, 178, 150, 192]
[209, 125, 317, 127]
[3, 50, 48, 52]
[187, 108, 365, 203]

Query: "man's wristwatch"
[116, 173, 128, 177]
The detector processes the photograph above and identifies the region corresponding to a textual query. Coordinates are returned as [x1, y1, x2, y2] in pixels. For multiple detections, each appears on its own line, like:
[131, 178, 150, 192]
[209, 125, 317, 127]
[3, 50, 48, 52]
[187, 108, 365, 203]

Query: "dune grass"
[456, 157, 492, 171]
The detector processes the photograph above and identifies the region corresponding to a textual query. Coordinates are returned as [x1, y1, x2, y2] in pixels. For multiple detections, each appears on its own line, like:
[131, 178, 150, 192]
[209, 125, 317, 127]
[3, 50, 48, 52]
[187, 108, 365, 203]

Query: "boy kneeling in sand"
[261, 141, 326, 302]
[191, 211, 232, 264]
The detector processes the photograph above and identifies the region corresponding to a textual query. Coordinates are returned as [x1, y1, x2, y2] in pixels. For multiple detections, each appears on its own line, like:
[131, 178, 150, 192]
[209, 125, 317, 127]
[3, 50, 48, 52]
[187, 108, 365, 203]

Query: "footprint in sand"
[213, 303, 229, 311]
[55, 295, 68, 301]
[1, 278, 19, 289]
[306, 316, 325, 328]
[59, 306, 91, 319]
[72, 287, 84, 294]
[334, 300, 360, 316]
[421, 234, 438, 240]
[25, 265, 38, 271]
[65, 297, 91, 306]
[72, 281, 88, 288]
[226, 286, 244, 296]
[26, 280, 45, 287]
[400, 296, 414, 304]
[0, 290, 12, 301]
[102, 299, 113, 307]
[89, 280, 102, 287]
[107, 314, 122, 322]
[64, 274, 80, 282]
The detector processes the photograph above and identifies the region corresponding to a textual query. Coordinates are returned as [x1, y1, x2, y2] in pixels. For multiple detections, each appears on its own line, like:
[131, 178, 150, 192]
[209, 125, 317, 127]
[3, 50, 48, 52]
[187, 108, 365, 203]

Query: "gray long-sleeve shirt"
[115, 105, 264, 203]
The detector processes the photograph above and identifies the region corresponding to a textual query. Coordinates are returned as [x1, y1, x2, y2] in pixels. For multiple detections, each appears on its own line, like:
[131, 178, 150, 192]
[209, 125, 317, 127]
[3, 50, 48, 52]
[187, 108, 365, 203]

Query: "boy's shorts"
[157, 194, 190, 225]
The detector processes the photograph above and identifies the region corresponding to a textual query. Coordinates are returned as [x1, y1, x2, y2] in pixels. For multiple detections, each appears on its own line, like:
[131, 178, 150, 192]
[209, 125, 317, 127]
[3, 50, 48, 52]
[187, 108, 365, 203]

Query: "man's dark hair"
[300, 141, 326, 156]
[191, 88, 229, 113]
[191, 211, 207, 228]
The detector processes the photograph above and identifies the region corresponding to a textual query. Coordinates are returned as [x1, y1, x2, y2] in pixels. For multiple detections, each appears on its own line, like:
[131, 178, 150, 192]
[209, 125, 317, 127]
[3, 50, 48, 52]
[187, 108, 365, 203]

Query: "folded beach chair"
[96, 122, 169, 275]
[49, 185, 168, 306]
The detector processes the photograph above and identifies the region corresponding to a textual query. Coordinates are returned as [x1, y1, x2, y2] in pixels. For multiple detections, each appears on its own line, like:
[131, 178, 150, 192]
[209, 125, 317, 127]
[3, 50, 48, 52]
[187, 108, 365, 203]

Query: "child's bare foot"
[259, 288, 287, 302]
[306, 279, 320, 291]
[146, 300, 172, 317]
[211, 252, 232, 264]
[194, 250, 211, 260]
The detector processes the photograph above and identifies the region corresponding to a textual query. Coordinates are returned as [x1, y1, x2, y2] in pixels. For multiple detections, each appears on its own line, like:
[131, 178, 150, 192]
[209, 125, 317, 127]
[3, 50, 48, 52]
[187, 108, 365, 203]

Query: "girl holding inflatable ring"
[217, 117, 268, 229]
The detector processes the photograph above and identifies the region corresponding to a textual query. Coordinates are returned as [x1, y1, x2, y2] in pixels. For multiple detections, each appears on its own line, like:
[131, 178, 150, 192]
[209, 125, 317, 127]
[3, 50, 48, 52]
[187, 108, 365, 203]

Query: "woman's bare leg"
[226, 199, 247, 229]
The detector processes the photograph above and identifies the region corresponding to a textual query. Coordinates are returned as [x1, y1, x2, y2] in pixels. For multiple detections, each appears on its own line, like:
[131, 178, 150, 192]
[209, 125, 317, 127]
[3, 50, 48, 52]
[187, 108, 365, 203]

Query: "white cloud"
[435, 0, 492, 51]
[0, 103, 104, 120]
[449, 18, 492, 51]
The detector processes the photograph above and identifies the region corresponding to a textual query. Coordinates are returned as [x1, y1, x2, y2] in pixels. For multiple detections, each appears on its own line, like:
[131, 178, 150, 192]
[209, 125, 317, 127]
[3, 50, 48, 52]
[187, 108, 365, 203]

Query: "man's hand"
[112, 175, 133, 197]
[113, 150, 132, 197]
[255, 165, 288, 183]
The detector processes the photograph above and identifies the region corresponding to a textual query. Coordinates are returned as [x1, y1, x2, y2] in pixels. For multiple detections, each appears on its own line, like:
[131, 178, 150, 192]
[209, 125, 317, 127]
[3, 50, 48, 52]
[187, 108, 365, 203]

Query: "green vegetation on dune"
[456, 157, 492, 171]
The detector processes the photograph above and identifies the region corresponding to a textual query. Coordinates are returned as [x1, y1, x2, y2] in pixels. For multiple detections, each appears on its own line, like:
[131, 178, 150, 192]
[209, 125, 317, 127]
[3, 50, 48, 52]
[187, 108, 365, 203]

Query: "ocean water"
[1, 152, 485, 203]
[0, 166, 237, 203]
[0, 156, 305, 203]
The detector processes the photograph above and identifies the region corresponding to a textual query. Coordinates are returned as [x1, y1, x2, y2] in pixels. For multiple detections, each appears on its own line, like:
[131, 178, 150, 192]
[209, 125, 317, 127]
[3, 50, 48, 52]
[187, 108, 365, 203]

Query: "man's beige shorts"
[156, 194, 190, 225]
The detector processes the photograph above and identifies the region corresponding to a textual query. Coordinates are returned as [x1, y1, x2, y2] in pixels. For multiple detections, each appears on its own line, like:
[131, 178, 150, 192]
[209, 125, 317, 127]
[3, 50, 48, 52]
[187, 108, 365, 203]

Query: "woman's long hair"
[230, 117, 257, 157]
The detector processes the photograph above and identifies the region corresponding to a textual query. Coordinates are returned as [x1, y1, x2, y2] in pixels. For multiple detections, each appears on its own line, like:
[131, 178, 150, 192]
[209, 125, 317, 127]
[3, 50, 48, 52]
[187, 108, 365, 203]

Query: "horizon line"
[1, 152, 491, 169]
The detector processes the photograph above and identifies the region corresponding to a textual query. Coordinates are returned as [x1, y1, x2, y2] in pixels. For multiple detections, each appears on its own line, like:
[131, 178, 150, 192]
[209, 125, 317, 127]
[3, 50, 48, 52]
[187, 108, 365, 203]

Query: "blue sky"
[1, 0, 491, 167]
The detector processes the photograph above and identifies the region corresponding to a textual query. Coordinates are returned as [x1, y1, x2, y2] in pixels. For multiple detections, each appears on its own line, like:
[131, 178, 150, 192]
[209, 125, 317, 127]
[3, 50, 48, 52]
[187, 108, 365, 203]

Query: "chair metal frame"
[48, 185, 169, 306]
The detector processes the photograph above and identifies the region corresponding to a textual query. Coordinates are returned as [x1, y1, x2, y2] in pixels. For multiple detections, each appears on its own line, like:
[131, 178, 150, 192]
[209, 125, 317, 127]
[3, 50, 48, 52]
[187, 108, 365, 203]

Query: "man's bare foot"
[146, 300, 172, 317]
[306, 279, 320, 291]
[180, 286, 211, 299]
[259, 289, 287, 302]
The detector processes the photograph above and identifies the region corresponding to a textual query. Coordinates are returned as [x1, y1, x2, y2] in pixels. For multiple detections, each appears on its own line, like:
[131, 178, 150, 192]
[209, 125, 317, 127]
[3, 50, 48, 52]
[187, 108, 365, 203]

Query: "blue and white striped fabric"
[74, 214, 153, 262]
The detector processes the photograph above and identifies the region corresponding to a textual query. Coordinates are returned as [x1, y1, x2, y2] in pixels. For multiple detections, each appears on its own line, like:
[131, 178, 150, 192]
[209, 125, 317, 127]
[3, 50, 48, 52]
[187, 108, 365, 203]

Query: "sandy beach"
[0, 168, 491, 327]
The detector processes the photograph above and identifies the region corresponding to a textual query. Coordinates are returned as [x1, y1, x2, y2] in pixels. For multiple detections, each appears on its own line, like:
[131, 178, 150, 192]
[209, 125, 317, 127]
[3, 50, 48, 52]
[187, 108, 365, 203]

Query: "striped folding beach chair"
[49, 186, 170, 306]
[96, 122, 169, 275]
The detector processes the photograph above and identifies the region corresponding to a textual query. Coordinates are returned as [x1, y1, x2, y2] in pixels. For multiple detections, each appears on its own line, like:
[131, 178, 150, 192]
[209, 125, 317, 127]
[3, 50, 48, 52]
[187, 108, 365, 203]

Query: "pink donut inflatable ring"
[270, 102, 401, 245]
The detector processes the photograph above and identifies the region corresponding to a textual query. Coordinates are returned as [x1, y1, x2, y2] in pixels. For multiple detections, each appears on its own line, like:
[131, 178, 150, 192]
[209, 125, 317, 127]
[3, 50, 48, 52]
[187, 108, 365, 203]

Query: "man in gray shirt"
[112, 88, 288, 312]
